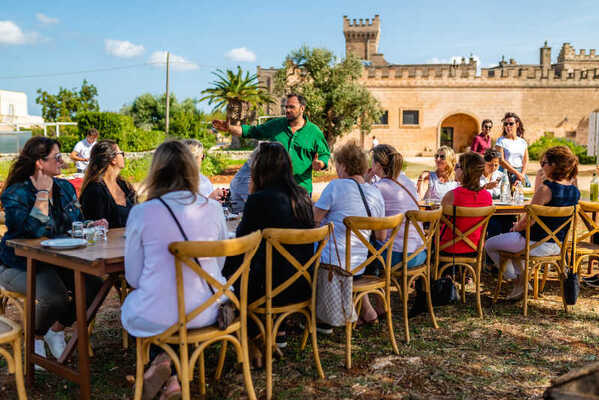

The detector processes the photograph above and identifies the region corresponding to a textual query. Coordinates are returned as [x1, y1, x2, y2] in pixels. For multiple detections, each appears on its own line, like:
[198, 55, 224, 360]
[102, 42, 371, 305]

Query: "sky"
[1, 0, 598, 117]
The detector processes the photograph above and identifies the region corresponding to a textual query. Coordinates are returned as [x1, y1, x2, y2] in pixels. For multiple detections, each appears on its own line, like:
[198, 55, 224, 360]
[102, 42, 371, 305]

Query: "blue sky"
[1, 0, 597, 116]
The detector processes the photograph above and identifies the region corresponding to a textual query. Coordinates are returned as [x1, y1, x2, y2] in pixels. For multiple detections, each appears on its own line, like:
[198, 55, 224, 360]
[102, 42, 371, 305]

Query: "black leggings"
[0, 263, 103, 335]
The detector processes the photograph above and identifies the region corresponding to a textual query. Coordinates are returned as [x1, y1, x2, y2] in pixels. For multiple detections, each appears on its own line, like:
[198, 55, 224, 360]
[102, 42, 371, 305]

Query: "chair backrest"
[342, 213, 404, 277]
[575, 201, 599, 243]
[249, 224, 332, 310]
[392, 208, 443, 275]
[164, 230, 262, 341]
[524, 204, 576, 258]
[438, 205, 496, 255]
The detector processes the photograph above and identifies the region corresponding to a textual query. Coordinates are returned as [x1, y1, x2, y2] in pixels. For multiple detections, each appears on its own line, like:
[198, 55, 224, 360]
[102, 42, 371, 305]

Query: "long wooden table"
[7, 228, 126, 400]
[419, 201, 527, 215]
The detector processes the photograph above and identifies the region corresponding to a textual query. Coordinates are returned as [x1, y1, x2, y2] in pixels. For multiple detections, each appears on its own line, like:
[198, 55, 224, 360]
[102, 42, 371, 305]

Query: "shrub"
[201, 154, 228, 176]
[126, 130, 166, 152]
[528, 136, 595, 164]
[76, 111, 134, 146]
[56, 135, 80, 152]
[120, 156, 152, 183]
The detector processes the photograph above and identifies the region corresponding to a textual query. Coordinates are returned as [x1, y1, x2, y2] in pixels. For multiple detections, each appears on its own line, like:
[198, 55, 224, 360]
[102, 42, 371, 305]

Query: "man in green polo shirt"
[212, 93, 330, 194]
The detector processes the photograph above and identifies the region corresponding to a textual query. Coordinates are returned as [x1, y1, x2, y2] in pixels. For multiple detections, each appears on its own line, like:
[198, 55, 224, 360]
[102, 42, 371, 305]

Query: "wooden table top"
[418, 201, 527, 214]
[7, 228, 126, 276]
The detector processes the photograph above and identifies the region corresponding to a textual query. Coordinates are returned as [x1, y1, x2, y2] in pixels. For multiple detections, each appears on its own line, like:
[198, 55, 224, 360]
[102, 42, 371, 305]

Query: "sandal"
[159, 376, 182, 400]
[356, 316, 378, 327]
[142, 353, 172, 400]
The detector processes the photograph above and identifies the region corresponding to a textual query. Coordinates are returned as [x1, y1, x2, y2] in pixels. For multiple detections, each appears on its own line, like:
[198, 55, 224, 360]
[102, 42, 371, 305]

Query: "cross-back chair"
[436, 205, 495, 318]
[568, 201, 599, 278]
[248, 224, 330, 400]
[133, 230, 261, 400]
[391, 208, 443, 342]
[342, 213, 403, 369]
[494, 204, 576, 316]
[0, 316, 26, 399]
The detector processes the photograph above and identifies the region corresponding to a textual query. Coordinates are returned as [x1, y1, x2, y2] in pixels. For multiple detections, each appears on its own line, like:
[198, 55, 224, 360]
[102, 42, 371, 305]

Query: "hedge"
[528, 136, 596, 164]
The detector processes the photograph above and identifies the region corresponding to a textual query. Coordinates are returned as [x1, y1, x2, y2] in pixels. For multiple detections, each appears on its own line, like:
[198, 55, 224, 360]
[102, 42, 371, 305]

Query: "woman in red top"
[470, 119, 493, 155]
[440, 152, 492, 254]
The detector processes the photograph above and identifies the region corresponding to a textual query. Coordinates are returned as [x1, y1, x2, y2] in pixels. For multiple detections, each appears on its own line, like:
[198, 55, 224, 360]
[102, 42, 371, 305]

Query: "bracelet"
[36, 189, 49, 194]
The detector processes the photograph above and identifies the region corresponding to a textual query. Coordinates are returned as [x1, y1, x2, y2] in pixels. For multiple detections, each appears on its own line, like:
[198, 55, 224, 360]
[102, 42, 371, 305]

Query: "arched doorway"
[439, 113, 479, 153]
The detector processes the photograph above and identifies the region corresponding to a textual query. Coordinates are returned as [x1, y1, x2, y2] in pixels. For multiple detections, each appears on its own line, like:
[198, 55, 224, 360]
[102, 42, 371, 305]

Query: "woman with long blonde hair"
[122, 140, 227, 399]
[417, 145, 459, 202]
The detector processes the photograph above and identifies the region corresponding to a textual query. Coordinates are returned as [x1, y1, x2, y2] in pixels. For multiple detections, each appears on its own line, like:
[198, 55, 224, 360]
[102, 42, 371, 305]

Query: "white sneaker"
[34, 339, 46, 371]
[44, 329, 66, 359]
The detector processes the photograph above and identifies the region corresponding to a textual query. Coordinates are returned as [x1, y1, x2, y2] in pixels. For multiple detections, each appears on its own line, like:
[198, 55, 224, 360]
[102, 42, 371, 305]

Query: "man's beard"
[287, 112, 300, 122]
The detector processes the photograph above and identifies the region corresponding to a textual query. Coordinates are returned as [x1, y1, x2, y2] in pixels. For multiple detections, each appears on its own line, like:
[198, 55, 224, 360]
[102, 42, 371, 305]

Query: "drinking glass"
[95, 225, 107, 241]
[85, 221, 97, 245]
[71, 221, 84, 239]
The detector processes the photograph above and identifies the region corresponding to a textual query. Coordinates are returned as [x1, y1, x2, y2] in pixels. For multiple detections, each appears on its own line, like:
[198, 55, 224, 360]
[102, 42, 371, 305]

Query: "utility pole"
[165, 51, 170, 136]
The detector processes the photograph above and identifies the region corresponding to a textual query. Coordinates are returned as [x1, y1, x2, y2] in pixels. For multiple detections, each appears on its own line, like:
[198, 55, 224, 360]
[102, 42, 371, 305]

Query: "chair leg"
[300, 316, 309, 350]
[384, 290, 399, 355]
[559, 271, 569, 314]
[425, 275, 439, 329]
[134, 339, 144, 400]
[475, 269, 483, 318]
[215, 341, 227, 380]
[533, 266, 540, 300]
[461, 268, 466, 304]
[240, 328, 257, 400]
[13, 335, 27, 400]
[88, 319, 94, 357]
[120, 278, 129, 350]
[199, 351, 206, 396]
[179, 342, 191, 400]
[494, 258, 507, 303]
[265, 313, 273, 400]
[523, 263, 529, 317]
[310, 311, 325, 378]
[345, 321, 352, 369]
[541, 264, 550, 292]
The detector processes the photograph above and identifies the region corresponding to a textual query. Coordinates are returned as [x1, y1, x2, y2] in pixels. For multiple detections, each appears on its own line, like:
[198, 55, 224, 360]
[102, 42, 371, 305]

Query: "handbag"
[159, 198, 235, 330]
[564, 223, 580, 305]
[430, 205, 459, 306]
[316, 225, 358, 326]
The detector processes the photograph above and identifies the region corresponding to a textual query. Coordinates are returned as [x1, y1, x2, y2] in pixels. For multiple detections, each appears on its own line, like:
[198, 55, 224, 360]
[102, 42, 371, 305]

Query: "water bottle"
[500, 175, 511, 203]
[591, 173, 599, 202]
[513, 182, 524, 205]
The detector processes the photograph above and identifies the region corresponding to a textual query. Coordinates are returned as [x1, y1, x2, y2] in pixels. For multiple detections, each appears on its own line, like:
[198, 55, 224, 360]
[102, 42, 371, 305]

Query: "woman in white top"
[495, 112, 530, 187]
[314, 142, 385, 324]
[480, 148, 505, 199]
[417, 145, 459, 202]
[181, 138, 224, 200]
[122, 140, 227, 399]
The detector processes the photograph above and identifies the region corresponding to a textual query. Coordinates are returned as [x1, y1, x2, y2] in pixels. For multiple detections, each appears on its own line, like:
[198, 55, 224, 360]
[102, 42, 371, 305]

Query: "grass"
[3, 271, 599, 399]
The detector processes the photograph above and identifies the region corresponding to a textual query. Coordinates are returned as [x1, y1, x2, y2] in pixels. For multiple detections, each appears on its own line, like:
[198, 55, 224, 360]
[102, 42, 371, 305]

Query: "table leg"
[25, 257, 37, 385]
[74, 270, 91, 400]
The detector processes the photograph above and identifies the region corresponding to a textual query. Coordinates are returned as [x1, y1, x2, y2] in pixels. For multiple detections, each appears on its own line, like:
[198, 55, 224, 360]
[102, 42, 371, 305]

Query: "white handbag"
[316, 225, 358, 326]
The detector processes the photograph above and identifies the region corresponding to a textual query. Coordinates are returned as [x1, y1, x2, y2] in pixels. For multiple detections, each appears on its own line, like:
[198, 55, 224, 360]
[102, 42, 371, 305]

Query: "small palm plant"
[201, 66, 273, 148]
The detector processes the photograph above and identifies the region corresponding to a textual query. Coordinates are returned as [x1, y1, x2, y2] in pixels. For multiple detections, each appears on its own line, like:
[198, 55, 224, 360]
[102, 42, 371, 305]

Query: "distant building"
[258, 15, 599, 155]
[0, 90, 44, 131]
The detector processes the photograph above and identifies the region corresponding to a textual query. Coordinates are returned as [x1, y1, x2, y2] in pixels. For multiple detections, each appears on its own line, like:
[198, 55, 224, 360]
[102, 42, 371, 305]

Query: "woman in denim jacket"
[0, 137, 102, 363]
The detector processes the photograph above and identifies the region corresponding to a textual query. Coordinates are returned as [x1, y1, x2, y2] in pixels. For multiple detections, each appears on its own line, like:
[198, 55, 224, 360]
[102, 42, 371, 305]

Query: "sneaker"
[583, 274, 599, 283]
[584, 279, 599, 288]
[34, 339, 46, 371]
[298, 322, 333, 335]
[275, 332, 287, 349]
[44, 329, 66, 359]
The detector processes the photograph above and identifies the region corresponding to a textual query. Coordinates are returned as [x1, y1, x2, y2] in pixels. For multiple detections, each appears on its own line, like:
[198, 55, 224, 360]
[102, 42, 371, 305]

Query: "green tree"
[274, 46, 382, 148]
[35, 79, 99, 121]
[200, 66, 273, 149]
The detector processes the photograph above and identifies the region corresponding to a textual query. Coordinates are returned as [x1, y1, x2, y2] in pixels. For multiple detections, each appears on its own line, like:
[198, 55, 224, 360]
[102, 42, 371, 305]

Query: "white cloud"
[0, 20, 40, 45]
[105, 39, 145, 58]
[148, 51, 198, 71]
[225, 47, 256, 62]
[36, 13, 59, 25]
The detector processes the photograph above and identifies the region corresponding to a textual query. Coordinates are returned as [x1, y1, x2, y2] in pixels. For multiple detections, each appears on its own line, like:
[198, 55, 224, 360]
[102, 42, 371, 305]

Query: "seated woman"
[485, 146, 580, 300]
[223, 142, 314, 363]
[79, 140, 137, 228]
[181, 139, 224, 200]
[368, 144, 426, 269]
[0, 137, 103, 364]
[122, 141, 228, 399]
[314, 142, 385, 325]
[417, 145, 459, 203]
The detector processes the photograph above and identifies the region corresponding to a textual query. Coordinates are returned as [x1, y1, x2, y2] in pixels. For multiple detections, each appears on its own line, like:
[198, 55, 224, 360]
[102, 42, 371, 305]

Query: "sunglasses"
[116, 151, 125, 157]
[434, 154, 446, 160]
[455, 163, 462, 169]
[483, 125, 493, 129]
[540, 160, 549, 166]
[503, 121, 516, 126]
[44, 153, 63, 162]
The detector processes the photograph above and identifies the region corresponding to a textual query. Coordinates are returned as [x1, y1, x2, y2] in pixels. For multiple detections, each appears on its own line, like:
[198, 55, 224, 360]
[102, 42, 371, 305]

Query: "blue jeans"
[365, 242, 427, 276]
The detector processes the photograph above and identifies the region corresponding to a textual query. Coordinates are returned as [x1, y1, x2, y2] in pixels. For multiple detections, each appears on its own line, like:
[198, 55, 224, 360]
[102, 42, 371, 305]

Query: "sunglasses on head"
[504, 121, 516, 127]
[434, 154, 446, 160]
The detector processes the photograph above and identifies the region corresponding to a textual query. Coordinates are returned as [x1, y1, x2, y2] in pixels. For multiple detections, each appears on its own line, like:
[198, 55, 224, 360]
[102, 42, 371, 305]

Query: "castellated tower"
[343, 15, 387, 66]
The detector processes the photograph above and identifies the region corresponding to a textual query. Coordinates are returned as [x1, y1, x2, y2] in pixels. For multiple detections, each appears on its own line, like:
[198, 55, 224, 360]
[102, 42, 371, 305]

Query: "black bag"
[564, 271, 580, 305]
[159, 198, 236, 330]
[431, 277, 459, 306]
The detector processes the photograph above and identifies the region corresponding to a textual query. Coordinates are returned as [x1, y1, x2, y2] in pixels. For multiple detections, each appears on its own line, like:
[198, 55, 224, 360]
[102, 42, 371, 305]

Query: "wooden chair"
[248, 225, 330, 400]
[391, 208, 443, 342]
[342, 213, 404, 369]
[436, 205, 495, 318]
[569, 202, 599, 277]
[0, 316, 27, 399]
[493, 204, 576, 316]
[133, 231, 261, 400]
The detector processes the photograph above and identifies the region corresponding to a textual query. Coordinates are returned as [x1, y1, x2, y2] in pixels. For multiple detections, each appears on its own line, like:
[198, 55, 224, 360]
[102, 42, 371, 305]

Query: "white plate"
[493, 201, 514, 206]
[41, 238, 87, 250]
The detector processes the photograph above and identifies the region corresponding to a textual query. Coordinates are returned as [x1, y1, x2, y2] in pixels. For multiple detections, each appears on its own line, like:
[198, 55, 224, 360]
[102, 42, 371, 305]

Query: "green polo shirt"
[241, 117, 331, 193]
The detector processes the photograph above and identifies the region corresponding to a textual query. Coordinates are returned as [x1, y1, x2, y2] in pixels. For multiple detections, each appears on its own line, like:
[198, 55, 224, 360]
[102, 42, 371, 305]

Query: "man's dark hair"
[287, 93, 306, 107]
[481, 119, 493, 128]
[87, 128, 99, 137]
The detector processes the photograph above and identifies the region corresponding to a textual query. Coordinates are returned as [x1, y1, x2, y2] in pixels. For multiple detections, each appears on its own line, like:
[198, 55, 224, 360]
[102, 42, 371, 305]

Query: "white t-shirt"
[315, 179, 384, 275]
[374, 175, 424, 253]
[199, 174, 214, 198]
[496, 136, 527, 169]
[72, 138, 96, 171]
[480, 169, 505, 199]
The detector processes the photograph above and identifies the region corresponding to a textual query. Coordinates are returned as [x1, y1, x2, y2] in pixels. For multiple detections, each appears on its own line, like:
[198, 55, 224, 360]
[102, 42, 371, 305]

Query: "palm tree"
[201, 66, 273, 148]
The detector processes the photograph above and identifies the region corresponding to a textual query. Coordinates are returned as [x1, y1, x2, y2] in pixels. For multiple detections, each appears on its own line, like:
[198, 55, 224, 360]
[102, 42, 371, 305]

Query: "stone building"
[258, 15, 599, 155]
[0, 90, 44, 131]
